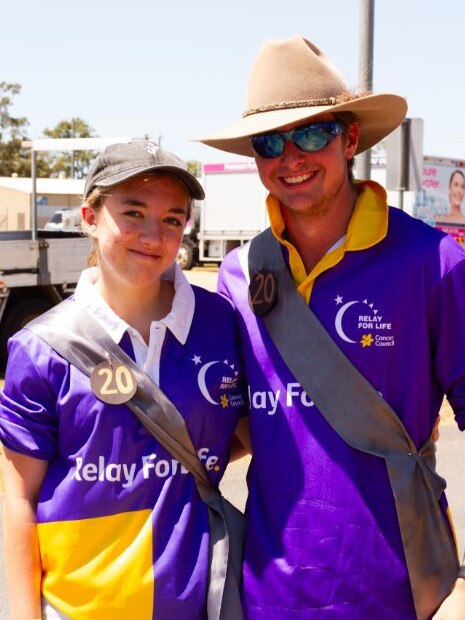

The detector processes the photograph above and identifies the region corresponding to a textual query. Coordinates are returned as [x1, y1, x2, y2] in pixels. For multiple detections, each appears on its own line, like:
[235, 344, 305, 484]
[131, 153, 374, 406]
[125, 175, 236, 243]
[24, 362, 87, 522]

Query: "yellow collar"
[267, 180, 389, 302]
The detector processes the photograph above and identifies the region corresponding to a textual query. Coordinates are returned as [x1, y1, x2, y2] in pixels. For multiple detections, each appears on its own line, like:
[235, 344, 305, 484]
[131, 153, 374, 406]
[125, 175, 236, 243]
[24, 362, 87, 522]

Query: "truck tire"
[0, 298, 53, 368]
[177, 240, 195, 270]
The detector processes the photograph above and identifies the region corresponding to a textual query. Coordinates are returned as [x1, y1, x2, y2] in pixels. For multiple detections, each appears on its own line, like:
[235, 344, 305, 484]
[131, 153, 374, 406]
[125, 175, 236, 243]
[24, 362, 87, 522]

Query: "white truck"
[0, 229, 90, 365]
[196, 161, 269, 264]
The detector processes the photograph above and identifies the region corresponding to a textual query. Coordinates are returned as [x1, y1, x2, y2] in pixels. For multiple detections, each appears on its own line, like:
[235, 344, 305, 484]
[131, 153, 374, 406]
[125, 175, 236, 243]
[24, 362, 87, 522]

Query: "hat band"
[242, 97, 337, 118]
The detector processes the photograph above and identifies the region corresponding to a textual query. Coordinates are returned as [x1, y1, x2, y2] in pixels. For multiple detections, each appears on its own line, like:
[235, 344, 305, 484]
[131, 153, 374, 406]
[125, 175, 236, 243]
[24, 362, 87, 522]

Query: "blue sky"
[2, 0, 464, 164]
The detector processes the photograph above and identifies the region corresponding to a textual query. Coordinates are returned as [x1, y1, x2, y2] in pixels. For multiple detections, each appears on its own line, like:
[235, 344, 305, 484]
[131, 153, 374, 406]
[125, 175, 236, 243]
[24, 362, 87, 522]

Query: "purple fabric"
[218, 208, 465, 619]
[0, 285, 246, 619]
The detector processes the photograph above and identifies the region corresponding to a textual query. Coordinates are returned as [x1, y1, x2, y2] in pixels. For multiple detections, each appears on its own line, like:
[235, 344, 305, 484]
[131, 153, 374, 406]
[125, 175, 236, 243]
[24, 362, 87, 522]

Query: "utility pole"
[358, 0, 374, 180]
[71, 118, 75, 179]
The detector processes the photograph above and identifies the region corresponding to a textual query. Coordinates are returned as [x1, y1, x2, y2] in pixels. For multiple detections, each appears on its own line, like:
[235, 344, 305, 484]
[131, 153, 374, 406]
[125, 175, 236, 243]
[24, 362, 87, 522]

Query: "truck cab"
[44, 208, 81, 232]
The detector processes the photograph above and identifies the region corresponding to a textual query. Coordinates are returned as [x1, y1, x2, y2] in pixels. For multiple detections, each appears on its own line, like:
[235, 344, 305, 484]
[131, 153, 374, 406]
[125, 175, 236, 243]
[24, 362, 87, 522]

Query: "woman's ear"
[81, 204, 97, 233]
[81, 203, 99, 241]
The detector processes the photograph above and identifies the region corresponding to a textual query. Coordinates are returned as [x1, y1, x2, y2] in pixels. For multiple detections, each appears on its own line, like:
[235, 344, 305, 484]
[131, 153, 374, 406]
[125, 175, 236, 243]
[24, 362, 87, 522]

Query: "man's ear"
[345, 122, 359, 160]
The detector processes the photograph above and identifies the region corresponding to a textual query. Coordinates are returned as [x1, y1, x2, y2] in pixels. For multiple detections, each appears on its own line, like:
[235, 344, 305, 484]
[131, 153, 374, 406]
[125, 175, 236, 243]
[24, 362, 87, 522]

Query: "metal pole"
[31, 149, 37, 240]
[357, 0, 375, 180]
[71, 118, 75, 179]
[396, 119, 410, 210]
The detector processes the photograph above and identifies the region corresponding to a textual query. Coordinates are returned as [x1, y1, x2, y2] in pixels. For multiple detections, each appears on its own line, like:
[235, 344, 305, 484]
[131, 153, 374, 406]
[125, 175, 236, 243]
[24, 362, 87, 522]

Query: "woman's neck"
[96, 277, 175, 344]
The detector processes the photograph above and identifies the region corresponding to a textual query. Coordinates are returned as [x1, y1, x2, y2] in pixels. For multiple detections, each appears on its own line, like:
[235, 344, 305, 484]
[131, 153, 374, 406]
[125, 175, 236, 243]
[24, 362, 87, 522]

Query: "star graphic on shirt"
[363, 299, 378, 314]
[220, 394, 229, 408]
[335, 295, 343, 305]
[192, 355, 202, 365]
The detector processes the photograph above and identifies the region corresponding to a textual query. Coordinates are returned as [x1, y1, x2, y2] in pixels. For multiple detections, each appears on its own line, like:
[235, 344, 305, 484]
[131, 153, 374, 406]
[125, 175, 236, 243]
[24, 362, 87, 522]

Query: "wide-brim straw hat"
[194, 35, 407, 157]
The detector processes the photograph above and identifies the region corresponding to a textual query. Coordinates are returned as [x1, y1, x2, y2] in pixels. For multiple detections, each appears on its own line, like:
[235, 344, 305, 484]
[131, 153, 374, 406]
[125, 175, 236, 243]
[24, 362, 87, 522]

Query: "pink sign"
[203, 162, 258, 174]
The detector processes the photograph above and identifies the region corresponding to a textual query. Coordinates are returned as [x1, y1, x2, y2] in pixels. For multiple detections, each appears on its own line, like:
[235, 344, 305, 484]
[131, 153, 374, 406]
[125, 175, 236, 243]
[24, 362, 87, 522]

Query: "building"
[0, 177, 84, 230]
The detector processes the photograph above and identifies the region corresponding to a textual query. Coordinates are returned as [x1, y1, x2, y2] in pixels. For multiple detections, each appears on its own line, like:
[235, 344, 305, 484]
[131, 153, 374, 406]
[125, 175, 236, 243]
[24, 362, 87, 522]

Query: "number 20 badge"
[90, 359, 137, 405]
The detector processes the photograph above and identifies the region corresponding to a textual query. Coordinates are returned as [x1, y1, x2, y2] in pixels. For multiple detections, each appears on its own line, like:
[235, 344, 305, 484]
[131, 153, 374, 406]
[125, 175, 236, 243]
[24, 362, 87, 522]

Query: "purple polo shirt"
[0, 284, 246, 619]
[218, 205, 465, 619]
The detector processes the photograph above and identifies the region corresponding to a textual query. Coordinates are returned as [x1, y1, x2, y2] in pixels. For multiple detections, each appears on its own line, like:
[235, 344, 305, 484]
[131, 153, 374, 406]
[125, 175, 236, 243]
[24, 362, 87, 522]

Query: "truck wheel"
[0, 298, 53, 368]
[177, 240, 195, 270]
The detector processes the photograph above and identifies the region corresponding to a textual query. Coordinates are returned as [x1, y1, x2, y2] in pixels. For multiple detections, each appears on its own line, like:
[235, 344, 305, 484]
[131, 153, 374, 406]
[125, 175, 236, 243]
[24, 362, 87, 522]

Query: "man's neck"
[282, 184, 359, 274]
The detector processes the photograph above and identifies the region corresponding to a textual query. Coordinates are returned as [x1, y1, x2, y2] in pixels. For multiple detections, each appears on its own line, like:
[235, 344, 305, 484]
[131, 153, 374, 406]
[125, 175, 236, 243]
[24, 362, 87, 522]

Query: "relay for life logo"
[333, 294, 395, 348]
[247, 293, 396, 418]
[191, 354, 244, 409]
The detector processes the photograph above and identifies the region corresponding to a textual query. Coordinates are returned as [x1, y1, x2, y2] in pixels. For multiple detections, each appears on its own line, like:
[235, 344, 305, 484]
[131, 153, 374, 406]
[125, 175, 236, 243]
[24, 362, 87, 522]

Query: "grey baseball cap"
[84, 139, 204, 200]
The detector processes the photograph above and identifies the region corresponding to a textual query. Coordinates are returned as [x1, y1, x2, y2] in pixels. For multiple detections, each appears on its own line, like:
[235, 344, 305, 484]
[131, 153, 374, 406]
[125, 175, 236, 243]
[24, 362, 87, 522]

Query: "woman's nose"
[139, 219, 162, 244]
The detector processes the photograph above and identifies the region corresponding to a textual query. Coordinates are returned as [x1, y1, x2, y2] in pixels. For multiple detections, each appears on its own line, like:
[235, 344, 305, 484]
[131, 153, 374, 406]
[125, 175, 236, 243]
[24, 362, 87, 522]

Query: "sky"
[2, 0, 465, 166]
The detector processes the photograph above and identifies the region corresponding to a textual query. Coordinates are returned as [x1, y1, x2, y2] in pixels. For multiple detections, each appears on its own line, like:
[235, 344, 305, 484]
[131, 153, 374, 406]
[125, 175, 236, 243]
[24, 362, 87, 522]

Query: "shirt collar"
[266, 179, 389, 301]
[160, 263, 195, 345]
[74, 263, 195, 346]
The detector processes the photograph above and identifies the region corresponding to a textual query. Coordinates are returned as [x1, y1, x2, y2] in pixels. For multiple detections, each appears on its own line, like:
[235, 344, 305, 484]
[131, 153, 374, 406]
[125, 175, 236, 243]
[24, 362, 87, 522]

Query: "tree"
[40, 118, 97, 178]
[0, 82, 31, 177]
[187, 160, 202, 178]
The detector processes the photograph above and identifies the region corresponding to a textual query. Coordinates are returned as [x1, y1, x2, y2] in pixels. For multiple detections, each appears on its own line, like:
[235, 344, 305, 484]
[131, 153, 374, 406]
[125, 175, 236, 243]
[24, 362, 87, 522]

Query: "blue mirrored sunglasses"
[250, 121, 343, 159]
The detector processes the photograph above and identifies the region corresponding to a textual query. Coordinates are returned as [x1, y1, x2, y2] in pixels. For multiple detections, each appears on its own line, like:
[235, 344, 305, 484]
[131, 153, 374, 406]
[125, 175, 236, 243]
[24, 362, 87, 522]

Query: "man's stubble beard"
[286, 174, 346, 221]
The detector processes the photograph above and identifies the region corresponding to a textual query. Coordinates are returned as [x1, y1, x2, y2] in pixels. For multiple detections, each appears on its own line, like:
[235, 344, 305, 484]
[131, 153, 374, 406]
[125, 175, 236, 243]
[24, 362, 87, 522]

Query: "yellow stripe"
[267, 180, 389, 303]
[39, 510, 154, 619]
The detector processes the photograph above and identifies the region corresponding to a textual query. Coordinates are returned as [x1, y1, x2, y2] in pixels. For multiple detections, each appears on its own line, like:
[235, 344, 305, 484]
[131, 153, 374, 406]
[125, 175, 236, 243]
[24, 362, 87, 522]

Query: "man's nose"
[280, 139, 307, 163]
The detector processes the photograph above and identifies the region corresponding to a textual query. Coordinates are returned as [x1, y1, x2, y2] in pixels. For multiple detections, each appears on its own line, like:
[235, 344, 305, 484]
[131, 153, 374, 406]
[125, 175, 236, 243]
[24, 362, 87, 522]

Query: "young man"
[196, 36, 465, 619]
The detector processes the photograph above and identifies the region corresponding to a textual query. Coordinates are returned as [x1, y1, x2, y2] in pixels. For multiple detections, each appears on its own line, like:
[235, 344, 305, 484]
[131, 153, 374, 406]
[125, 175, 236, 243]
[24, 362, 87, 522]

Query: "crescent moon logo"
[335, 301, 359, 343]
[197, 361, 220, 404]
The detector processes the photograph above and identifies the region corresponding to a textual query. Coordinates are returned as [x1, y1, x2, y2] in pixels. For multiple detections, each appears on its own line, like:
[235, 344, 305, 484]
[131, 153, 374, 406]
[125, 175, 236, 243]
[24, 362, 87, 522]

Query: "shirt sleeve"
[217, 250, 240, 307]
[217, 253, 249, 419]
[430, 255, 465, 431]
[0, 331, 60, 459]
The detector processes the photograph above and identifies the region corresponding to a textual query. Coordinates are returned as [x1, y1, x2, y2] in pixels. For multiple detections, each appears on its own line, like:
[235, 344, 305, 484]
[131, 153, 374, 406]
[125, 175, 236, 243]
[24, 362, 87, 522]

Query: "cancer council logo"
[191, 355, 243, 409]
[333, 294, 395, 348]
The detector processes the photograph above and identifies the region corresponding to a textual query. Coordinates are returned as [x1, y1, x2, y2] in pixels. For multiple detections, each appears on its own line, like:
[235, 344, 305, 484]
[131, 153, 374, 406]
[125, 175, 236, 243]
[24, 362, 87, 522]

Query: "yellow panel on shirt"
[38, 509, 154, 619]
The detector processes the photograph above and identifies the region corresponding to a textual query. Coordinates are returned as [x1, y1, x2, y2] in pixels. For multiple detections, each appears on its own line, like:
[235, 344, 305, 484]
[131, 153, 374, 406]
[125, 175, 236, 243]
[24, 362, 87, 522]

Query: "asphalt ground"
[1, 266, 464, 617]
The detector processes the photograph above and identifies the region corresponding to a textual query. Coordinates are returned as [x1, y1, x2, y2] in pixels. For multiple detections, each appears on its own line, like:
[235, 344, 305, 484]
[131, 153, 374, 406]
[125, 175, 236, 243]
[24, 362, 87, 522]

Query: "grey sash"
[26, 301, 245, 620]
[248, 228, 459, 620]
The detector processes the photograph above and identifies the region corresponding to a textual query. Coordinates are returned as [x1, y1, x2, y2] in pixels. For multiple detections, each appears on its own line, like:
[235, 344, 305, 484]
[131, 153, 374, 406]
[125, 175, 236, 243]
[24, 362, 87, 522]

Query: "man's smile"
[282, 170, 318, 186]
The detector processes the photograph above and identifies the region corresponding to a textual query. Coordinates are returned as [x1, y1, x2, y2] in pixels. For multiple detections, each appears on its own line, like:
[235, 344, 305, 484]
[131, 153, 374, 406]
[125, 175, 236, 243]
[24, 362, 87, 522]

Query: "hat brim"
[92, 165, 205, 201]
[194, 93, 407, 157]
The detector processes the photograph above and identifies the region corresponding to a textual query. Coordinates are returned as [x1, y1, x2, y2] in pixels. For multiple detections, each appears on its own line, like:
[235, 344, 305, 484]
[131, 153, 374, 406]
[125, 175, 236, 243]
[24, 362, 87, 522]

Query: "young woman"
[0, 140, 246, 619]
[436, 169, 465, 224]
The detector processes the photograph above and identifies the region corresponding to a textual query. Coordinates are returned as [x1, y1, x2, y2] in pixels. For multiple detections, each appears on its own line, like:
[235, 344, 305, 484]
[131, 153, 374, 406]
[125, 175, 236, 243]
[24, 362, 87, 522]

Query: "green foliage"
[41, 117, 97, 178]
[0, 82, 98, 179]
[0, 82, 31, 177]
[187, 160, 202, 178]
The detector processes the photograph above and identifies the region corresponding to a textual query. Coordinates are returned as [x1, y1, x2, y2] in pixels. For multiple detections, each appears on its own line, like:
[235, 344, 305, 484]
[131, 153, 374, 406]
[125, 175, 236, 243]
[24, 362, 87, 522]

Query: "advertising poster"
[413, 156, 465, 246]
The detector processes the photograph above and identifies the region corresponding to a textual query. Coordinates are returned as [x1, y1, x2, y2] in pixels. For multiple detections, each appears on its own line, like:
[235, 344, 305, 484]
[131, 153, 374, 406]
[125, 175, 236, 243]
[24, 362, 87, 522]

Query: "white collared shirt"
[73, 263, 195, 385]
